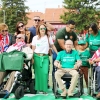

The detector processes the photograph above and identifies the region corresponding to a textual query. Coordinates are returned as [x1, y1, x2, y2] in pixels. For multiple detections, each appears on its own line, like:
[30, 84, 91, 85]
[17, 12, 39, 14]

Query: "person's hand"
[74, 60, 82, 69]
[74, 64, 78, 70]
[57, 63, 62, 68]
[88, 59, 94, 65]
[93, 58, 100, 62]
[32, 58, 34, 64]
[26, 43, 31, 47]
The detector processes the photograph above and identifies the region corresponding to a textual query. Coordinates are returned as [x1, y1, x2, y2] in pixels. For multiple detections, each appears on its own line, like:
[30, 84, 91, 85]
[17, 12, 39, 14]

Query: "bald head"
[65, 39, 73, 45]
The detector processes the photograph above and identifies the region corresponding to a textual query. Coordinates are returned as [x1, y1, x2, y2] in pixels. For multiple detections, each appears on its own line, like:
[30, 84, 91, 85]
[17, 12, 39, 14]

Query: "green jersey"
[85, 30, 100, 51]
[77, 49, 90, 67]
[56, 50, 80, 68]
[54, 27, 77, 52]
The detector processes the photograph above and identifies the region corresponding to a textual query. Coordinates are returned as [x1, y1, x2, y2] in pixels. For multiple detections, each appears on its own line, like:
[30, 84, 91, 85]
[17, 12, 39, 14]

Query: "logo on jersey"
[65, 35, 68, 39]
[70, 36, 73, 39]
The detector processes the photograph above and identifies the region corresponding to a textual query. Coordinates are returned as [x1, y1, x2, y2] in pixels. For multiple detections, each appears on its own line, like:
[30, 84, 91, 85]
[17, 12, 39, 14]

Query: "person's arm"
[84, 42, 88, 49]
[32, 45, 36, 51]
[57, 39, 65, 50]
[74, 40, 78, 50]
[51, 44, 58, 54]
[54, 60, 62, 68]
[31, 36, 36, 52]
[84, 33, 89, 49]
[54, 51, 62, 68]
[45, 22, 55, 31]
[88, 59, 94, 65]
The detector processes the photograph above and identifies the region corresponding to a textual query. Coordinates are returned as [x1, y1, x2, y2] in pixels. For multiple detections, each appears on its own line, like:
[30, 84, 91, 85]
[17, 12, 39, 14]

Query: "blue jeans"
[95, 66, 100, 92]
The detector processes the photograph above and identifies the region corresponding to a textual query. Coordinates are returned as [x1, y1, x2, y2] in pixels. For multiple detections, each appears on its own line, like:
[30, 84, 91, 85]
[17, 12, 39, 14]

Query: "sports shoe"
[0, 90, 10, 99]
[61, 88, 67, 97]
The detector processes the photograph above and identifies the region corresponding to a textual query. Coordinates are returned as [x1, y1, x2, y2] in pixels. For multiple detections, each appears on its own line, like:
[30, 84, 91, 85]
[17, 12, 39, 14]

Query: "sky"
[25, 0, 64, 13]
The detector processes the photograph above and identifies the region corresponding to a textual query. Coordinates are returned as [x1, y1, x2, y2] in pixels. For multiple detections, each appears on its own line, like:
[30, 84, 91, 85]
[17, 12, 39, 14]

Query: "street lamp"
[3, 10, 5, 23]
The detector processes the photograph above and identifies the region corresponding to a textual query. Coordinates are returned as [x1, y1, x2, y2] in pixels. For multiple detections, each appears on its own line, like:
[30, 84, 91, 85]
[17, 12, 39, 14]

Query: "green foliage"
[61, 0, 100, 31]
[0, 0, 29, 33]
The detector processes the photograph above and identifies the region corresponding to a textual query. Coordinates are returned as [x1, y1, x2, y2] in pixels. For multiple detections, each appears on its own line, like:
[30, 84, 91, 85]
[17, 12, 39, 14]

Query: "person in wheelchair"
[54, 39, 82, 97]
[0, 34, 26, 97]
[89, 48, 100, 98]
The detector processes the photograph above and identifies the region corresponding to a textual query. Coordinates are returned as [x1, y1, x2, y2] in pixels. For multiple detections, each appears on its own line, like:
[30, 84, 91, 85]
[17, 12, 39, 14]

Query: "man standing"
[28, 16, 40, 37]
[28, 16, 55, 37]
[54, 20, 78, 52]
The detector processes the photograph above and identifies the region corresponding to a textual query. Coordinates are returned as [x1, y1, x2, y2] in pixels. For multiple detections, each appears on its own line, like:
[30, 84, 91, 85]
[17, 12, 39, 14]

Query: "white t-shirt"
[32, 35, 54, 54]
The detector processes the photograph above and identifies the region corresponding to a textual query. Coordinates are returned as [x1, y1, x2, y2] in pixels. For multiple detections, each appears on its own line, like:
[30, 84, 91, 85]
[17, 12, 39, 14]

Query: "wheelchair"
[88, 64, 97, 97]
[0, 60, 36, 99]
[53, 67, 84, 99]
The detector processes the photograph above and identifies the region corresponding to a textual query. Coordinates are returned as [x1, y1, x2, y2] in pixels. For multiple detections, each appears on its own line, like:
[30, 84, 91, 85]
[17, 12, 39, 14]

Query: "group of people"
[0, 16, 100, 99]
[0, 16, 57, 97]
[53, 20, 100, 98]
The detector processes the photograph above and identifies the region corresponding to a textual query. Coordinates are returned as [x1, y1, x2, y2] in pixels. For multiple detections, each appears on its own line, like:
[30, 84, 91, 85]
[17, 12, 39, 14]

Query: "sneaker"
[68, 93, 73, 97]
[0, 90, 10, 99]
[61, 88, 67, 97]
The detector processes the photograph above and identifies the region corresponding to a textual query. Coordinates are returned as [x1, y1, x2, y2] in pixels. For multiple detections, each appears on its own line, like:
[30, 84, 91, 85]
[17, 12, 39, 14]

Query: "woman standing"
[85, 23, 100, 56]
[32, 23, 57, 93]
[15, 21, 33, 45]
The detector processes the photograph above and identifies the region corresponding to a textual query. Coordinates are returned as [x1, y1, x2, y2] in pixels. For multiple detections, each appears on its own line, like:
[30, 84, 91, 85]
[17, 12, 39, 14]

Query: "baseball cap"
[78, 40, 86, 45]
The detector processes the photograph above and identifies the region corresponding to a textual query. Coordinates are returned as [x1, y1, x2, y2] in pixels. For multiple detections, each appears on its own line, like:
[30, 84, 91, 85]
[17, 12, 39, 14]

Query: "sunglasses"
[2, 30, 8, 32]
[40, 28, 46, 30]
[18, 25, 24, 28]
[16, 37, 22, 39]
[34, 19, 40, 22]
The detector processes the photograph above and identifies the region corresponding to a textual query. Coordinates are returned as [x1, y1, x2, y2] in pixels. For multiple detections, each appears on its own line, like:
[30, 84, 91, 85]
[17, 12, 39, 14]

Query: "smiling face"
[39, 24, 47, 36]
[66, 24, 75, 33]
[18, 23, 25, 32]
[65, 40, 73, 52]
[16, 34, 25, 43]
[0, 23, 8, 36]
[33, 16, 40, 27]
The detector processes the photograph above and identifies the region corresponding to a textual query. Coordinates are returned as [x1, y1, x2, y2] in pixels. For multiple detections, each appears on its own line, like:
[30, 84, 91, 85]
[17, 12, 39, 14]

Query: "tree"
[61, 0, 100, 31]
[0, 0, 29, 33]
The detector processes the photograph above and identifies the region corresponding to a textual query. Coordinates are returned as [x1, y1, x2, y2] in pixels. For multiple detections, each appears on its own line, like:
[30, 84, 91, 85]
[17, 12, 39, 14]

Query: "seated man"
[89, 48, 100, 98]
[54, 39, 82, 97]
[0, 34, 26, 97]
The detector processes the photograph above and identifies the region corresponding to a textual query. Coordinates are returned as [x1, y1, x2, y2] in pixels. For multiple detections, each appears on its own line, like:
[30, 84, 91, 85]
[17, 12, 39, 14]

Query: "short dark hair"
[66, 20, 75, 25]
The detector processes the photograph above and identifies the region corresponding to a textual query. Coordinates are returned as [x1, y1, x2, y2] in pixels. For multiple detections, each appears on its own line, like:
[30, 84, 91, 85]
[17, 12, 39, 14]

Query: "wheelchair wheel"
[29, 79, 37, 94]
[15, 86, 24, 99]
